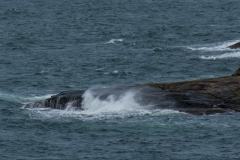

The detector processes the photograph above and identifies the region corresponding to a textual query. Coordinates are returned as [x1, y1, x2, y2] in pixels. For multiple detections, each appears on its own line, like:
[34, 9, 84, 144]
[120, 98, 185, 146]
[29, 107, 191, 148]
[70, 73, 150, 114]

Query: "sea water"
[1, 0, 240, 159]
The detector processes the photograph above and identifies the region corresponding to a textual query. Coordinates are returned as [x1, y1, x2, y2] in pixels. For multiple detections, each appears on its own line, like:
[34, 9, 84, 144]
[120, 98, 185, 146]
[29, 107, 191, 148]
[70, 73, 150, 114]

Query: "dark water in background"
[1, 0, 240, 159]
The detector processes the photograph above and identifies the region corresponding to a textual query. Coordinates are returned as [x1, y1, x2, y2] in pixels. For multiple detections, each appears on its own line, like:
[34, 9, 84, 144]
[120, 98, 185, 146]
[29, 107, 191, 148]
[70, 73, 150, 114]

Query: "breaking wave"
[0, 91, 53, 105]
[200, 52, 240, 60]
[81, 89, 144, 114]
[187, 40, 240, 51]
[25, 88, 180, 121]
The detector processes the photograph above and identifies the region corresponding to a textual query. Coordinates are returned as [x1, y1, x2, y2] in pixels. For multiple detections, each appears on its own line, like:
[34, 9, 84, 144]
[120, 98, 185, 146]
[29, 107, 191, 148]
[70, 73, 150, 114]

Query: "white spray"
[81, 89, 143, 115]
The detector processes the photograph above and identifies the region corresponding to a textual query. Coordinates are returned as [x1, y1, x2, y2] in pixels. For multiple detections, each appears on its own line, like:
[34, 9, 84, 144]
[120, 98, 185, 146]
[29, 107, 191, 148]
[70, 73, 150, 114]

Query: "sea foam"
[81, 89, 143, 114]
[187, 40, 240, 51]
[200, 52, 240, 60]
[25, 88, 181, 121]
[106, 39, 123, 44]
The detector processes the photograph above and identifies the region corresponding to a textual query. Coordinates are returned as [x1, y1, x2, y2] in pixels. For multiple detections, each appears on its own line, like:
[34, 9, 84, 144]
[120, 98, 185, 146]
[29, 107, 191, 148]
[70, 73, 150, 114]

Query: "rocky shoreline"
[141, 68, 240, 114]
[227, 42, 240, 49]
[24, 68, 240, 115]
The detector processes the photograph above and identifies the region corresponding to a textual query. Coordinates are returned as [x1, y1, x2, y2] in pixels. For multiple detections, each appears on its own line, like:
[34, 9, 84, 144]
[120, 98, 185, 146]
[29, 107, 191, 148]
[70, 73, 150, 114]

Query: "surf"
[200, 52, 240, 60]
[187, 39, 240, 52]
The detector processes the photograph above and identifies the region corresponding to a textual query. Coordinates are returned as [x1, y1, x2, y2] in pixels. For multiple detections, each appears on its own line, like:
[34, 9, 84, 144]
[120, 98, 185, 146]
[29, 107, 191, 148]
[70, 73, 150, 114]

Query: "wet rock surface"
[24, 68, 240, 115]
[227, 42, 240, 49]
[24, 90, 85, 110]
[143, 73, 240, 115]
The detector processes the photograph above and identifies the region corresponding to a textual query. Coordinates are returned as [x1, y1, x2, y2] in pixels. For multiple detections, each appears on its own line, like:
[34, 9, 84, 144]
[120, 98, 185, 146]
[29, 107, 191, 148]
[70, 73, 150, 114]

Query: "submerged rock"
[24, 68, 240, 115]
[227, 42, 240, 49]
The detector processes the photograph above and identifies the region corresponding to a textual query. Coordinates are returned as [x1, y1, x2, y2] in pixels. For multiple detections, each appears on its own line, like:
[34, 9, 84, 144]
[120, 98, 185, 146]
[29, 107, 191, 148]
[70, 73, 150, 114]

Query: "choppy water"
[1, 0, 240, 159]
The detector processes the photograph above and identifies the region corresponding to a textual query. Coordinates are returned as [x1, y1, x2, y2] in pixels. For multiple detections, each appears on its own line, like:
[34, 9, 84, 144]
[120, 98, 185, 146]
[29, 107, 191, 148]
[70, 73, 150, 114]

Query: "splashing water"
[24, 88, 181, 121]
[81, 89, 143, 114]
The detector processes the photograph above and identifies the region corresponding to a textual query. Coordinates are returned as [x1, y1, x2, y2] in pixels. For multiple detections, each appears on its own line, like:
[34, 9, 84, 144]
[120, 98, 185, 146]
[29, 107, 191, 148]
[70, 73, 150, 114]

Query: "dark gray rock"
[24, 68, 240, 115]
[24, 90, 84, 110]
[232, 67, 240, 76]
[227, 42, 240, 49]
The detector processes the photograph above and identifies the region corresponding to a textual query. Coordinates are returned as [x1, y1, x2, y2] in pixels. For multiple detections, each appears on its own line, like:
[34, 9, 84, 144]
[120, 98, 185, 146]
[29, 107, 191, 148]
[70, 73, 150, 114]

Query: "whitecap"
[112, 70, 118, 74]
[106, 39, 123, 44]
[187, 40, 240, 52]
[200, 52, 240, 60]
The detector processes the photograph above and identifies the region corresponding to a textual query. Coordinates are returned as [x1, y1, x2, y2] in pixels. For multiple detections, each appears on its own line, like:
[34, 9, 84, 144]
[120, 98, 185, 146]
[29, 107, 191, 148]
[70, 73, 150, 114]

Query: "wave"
[0, 92, 23, 104]
[24, 94, 53, 102]
[26, 107, 180, 121]
[106, 39, 123, 44]
[0, 91, 53, 105]
[80, 89, 144, 114]
[200, 52, 240, 60]
[187, 40, 240, 52]
[25, 88, 180, 121]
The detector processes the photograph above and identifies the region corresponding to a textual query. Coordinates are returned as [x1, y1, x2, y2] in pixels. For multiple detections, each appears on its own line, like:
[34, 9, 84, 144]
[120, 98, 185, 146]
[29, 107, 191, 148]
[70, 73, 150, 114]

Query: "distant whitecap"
[112, 70, 118, 74]
[200, 52, 240, 60]
[187, 40, 240, 52]
[106, 39, 123, 44]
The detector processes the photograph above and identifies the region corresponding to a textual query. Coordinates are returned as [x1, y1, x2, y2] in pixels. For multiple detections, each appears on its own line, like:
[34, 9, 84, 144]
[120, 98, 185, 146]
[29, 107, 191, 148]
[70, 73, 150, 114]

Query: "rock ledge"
[24, 68, 240, 115]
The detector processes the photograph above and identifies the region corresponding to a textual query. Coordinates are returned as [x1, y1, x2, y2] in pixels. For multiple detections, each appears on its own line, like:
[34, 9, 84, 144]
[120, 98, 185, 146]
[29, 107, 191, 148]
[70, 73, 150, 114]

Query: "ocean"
[1, 0, 240, 159]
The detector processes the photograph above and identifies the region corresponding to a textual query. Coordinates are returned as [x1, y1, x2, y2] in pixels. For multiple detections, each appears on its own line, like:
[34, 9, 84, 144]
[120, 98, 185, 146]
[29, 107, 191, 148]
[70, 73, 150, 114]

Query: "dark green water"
[1, 0, 240, 159]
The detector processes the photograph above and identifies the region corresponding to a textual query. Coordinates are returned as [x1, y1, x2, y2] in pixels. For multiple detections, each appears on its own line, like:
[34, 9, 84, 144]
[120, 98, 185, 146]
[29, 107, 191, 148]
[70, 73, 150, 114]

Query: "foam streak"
[200, 52, 240, 60]
[188, 40, 240, 51]
[106, 39, 123, 44]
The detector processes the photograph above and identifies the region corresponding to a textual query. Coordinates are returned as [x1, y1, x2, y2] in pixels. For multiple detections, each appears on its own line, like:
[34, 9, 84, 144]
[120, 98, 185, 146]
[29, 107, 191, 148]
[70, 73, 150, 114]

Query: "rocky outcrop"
[143, 71, 240, 115]
[227, 42, 240, 49]
[24, 90, 84, 110]
[232, 67, 240, 76]
[24, 68, 240, 115]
